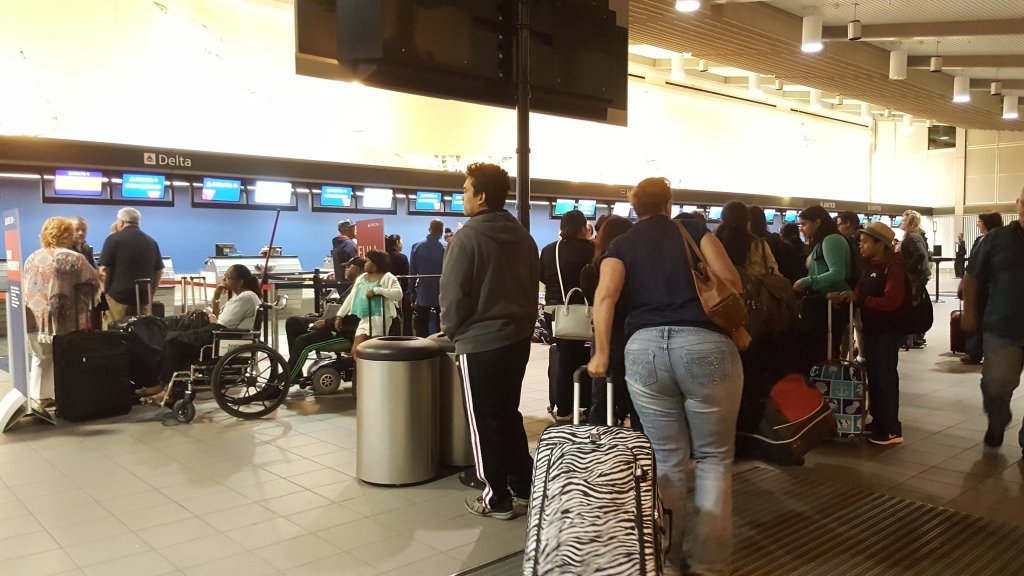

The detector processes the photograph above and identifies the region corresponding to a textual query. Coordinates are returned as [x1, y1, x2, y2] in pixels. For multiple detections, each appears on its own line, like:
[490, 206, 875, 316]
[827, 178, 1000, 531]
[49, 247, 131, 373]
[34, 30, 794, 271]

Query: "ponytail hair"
[228, 264, 261, 295]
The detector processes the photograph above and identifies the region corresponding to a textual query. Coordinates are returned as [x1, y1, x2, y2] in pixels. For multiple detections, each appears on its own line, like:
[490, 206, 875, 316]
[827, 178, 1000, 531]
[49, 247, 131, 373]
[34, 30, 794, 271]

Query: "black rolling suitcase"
[524, 367, 666, 576]
[546, 344, 558, 415]
[110, 279, 167, 391]
[54, 284, 134, 422]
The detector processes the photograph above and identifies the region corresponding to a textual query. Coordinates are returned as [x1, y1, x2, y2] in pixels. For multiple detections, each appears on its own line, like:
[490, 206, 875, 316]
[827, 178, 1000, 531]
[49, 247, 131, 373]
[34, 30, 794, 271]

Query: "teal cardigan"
[800, 234, 851, 294]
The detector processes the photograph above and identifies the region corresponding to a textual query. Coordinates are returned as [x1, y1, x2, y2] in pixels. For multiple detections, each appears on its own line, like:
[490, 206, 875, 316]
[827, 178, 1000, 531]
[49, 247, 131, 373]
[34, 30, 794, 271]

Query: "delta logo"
[143, 152, 192, 167]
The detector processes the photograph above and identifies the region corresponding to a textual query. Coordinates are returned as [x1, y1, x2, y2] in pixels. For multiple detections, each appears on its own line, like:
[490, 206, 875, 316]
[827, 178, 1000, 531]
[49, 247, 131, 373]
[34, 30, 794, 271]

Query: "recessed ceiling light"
[675, 0, 701, 12]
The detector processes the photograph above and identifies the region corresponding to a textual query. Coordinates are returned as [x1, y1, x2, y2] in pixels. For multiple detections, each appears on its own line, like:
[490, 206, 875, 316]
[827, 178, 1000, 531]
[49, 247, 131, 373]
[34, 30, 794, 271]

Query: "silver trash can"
[427, 334, 475, 467]
[356, 337, 441, 485]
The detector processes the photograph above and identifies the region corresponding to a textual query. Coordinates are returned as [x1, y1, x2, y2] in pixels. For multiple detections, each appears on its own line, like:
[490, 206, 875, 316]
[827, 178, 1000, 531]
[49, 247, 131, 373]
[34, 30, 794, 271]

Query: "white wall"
[965, 130, 1024, 206]
[1, 0, 872, 200]
[871, 122, 956, 208]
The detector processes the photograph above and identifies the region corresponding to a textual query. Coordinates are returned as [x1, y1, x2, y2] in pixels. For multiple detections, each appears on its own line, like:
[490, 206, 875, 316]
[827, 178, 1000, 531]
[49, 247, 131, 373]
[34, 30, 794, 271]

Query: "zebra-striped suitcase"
[523, 368, 665, 576]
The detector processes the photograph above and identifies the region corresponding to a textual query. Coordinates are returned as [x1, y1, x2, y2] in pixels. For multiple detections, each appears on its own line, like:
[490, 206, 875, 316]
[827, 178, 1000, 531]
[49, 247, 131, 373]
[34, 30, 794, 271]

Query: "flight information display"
[784, 210, 799, 223]
[414, 191, 444, 212]
[612, 202, 630, 217]
[577, 200, 597, 218]
[708, 206, 724, 221]
[54, 170, 104, 197]
[201, 178, 242, 202]
[320, 186, 353, 207]
[252, 181, 293, 204]
[763, 209, 777, 221]
[121, 174, 166, 199]
[361, 187, 394, 209]
[671, 205, 682, 218]
[552, 199, 576, 217]
[449, 193, 464, 212]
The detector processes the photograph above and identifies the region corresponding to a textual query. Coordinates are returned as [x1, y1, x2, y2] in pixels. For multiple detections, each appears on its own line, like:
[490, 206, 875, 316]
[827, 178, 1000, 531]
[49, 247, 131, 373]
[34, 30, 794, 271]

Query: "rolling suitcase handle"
[134, 278, 151, 316]
[572, 366, 613, 426]
[826, 301, 856, 362]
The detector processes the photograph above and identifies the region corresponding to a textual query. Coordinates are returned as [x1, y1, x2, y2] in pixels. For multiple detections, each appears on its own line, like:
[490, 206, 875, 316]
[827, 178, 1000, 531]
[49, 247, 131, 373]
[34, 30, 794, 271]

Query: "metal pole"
[515, 0, 531, 231]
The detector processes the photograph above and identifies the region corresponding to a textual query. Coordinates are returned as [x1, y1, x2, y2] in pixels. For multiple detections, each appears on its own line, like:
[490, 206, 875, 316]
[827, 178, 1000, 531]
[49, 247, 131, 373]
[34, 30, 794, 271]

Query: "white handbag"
[550, 239, 594, 341]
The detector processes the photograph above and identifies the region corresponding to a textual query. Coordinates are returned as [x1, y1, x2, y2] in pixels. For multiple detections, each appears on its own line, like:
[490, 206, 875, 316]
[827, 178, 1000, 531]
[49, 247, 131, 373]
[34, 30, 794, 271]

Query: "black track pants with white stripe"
[458, 337, 534, 509]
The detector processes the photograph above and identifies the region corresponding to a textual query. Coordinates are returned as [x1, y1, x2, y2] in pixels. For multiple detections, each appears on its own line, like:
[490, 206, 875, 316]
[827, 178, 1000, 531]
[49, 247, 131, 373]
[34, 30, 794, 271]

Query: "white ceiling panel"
[768, 0, 1024, 27]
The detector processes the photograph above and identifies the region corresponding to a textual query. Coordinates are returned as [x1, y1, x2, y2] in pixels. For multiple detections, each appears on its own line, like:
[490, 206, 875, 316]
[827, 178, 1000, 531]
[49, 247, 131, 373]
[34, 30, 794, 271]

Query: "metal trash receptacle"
[356, 337, 441, 485]
[426, 333, 475, 467]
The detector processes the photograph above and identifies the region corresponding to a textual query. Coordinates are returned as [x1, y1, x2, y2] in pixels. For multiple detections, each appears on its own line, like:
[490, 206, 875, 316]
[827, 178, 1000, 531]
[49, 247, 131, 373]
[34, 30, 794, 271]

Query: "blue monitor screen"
[763, 209, 777, 221]
[201, 178, 242, 202]
[708, 206, 724, 221]
[553, 199, 575, 216]
[577, 200, 597, 218]
[54, 170, 104, 197]
[320, 186, 353, 208]
[784, 210, 798, 223]
[893, 216, 904, 227]
[449, 193, 464, 212]
[857, 213, 867, 224]
[121, 174, 166, 199]
[415, 191, 444, 212]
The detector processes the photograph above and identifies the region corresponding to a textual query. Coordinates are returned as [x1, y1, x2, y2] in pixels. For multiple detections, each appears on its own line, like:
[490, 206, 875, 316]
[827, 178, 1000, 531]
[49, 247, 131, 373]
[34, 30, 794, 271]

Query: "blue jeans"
[863, 332, 902, 436]
[981, 333, 1024, 447]
[624, 327, 743, 575]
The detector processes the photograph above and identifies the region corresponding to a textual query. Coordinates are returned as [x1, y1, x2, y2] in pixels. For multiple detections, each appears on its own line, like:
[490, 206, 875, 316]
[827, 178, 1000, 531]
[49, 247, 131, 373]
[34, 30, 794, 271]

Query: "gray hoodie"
[440, 210, 539, 355]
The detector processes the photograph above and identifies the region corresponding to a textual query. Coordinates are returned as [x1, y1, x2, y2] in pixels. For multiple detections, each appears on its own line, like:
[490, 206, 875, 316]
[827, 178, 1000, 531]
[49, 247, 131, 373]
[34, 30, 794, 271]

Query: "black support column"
[515, 0, 531, 231]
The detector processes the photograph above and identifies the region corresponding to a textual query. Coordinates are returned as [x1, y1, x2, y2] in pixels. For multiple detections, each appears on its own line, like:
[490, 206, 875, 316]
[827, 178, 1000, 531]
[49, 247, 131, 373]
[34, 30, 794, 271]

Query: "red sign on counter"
[355, 218, 385, 257]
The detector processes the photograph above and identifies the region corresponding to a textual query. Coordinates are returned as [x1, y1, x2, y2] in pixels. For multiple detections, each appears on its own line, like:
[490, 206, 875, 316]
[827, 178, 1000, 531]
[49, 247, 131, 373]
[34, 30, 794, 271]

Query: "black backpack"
[813, 234, 864, 289]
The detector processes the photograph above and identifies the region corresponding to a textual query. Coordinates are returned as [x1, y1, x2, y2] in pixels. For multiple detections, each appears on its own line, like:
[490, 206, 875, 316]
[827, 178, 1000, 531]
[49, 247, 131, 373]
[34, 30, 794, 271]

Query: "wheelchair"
[288, 338, 357, 397]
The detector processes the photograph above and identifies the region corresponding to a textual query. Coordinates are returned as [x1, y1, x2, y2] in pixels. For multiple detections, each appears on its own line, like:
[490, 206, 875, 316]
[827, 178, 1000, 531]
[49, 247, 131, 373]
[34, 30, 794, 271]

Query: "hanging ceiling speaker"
[992, 81, 1003, 96]
[930, 57, 943, 72]
[848, 19, 862, 41]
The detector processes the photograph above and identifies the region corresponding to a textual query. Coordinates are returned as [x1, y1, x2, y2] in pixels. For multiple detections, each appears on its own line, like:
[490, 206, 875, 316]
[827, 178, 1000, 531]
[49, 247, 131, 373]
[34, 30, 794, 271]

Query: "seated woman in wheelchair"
[336, 250, 403, 358]
[137, 264, 263, 400]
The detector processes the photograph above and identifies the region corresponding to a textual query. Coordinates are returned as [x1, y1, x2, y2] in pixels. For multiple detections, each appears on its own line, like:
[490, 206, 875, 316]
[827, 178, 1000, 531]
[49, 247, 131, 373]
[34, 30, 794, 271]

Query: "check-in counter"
[204, 255, 309, 317]
[154, 257, 176, 313]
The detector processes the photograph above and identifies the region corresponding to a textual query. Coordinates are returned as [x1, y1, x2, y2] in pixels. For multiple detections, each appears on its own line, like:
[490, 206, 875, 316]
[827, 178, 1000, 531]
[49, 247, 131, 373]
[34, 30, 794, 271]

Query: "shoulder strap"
[554, 239, 568, 303]
[673, 220, 704, 271]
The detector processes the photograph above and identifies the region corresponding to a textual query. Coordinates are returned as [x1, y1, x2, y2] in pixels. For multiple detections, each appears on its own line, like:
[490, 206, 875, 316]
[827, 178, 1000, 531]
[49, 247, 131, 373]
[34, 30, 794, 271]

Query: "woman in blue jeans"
[589, 177, 744, 576]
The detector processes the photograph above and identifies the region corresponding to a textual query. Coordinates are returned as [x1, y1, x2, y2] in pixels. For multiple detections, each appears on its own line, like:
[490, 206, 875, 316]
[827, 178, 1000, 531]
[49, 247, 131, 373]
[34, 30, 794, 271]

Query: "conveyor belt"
[456, 466, 1024, 576]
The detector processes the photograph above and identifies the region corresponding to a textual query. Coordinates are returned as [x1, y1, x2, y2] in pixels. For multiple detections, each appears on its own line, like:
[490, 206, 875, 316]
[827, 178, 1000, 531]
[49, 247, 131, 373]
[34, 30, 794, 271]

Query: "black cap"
[345, 256, 367, 268]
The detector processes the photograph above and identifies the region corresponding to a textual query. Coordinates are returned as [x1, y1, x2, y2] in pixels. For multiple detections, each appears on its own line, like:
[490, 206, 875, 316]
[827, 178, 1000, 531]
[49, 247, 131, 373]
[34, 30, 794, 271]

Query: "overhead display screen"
[414, 191, 444, 212]
[361, 187, 395, 210]
[320, 186, 353, 208]
[252, 181, 293, 204]
[708, 206, 724, 221]
[121, 174, 166, 199]
[54, 170, 104, 197]
[449, 193, 464, 213]
[552, 199, 576, 217]
[201, 178, 242, 202]
[671, 205, 682, 218]
[763, 209, 777, 221]
[577, 200, 597, 218]
[612, 202, 630, 217]
[682, 205, 698, 213]
[784, 210, 799, 223]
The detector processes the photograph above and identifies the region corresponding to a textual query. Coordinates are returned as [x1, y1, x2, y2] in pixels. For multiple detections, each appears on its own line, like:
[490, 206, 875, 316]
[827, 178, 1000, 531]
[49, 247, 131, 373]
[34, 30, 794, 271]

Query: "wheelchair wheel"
[211, 343, 290, 420]
[311, 367, 342, 395]
[173, 399, 195, 424]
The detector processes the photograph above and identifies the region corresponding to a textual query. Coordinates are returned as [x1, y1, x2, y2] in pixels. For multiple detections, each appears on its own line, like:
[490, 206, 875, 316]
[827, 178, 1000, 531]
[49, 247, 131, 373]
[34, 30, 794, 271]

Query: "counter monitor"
[449, 193, 464, 213]
[552, 199, 576, 217]
[120, 173, 166, 199]
[763, 209, 777, 221]
[201, 178, 242, 202]
[320, 186, 354, 208]
[54, 170, 104, 197]
[360, 187, 395, 210]
[414, 191, 444, 212]
[252, 181, 293, 205]
[612, 202, 630, 217]
[577, 199, 597, 218]
[708, 206, 723, 221]
[784, 210, 799, 223]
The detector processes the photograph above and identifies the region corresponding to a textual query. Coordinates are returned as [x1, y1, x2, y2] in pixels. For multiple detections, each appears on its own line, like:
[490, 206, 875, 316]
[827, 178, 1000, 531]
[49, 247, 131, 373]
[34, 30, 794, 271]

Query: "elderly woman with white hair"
[98, 207, 165, 326]
[898, 209, 931, 348]
[24, 217, 101, 407]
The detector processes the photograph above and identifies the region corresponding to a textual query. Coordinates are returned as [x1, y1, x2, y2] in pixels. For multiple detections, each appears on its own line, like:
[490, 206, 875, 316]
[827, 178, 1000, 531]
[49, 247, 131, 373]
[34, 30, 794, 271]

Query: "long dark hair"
[748, 205, 770, 239]
[365, 249, 391, 273]
[798, 205, 839, 249]
[385, 234, 402, 254]
[715, 201, 755, 268]
[228, 264, 261, 295]
[593, 215, 633, 263]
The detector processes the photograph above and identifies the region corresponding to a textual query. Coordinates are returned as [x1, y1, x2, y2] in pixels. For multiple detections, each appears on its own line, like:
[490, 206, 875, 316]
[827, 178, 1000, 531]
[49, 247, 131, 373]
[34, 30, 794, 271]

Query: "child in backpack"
[829, 222, 908, 445]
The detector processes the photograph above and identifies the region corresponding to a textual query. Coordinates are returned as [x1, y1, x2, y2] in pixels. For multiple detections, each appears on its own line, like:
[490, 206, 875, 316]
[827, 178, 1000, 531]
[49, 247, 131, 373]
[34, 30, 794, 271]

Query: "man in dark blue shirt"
[964, 188, 1024, 453]
[410, 219, 446, 336]
[331, 220, 358, 290]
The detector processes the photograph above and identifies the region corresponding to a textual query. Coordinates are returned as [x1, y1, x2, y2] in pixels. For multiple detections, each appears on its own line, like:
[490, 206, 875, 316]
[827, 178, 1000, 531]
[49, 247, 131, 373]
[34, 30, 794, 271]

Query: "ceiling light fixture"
[810, 89, 823, 110]
[926, 119, 934, 128]
[930, 57, 943, 72]
[889, 50, 908, 80]
[903, 114, 914, 128]
[670, 54, 686, 81]
[698, 59, 708, 73]
[1004, 95, 1019, 119]
[802, 15, 823, 53]
[953, 76, 971, 103]
[883, 108, 892, 118]
[848, 3, 862, 40]
[675, 0, 701, 12]
[749, 73, 762, 95]
[774, 79, 784, 91]
[992, 81, 1003, 96]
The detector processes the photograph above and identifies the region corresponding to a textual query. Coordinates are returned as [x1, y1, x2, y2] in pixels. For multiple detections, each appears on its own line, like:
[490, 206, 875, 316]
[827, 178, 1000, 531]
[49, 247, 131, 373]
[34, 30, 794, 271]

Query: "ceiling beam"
[823, 19, 1024, 41]
[908, 55, 1024, 69]
[970, 79, 1024, 91]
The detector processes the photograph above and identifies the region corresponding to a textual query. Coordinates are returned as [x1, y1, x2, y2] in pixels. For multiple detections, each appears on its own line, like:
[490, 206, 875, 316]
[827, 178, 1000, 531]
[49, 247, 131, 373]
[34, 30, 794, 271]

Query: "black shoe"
[984, 428, 1005, 448]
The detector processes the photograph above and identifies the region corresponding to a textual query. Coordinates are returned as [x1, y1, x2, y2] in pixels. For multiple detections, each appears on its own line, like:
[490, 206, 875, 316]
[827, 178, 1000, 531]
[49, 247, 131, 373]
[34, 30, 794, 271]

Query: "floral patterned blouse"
[24, 247, 100, 338]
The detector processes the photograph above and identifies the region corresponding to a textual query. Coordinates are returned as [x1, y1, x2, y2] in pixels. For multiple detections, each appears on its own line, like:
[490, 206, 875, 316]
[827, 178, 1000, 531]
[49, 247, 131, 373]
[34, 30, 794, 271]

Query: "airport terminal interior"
[2, 0, 1024, 575]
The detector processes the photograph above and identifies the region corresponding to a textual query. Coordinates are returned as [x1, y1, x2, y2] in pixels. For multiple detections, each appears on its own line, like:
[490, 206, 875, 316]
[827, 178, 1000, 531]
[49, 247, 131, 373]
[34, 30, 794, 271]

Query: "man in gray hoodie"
[441, 162, 539, 520]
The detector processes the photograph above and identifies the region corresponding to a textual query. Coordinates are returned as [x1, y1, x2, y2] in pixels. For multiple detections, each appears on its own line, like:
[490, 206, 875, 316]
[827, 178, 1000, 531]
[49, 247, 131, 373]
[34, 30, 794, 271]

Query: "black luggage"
[546, 344, 558, 414]
[53, 284, 134, 422]
[524, 367, 666, 576]
[110, 279, 167, 391]
[736, 374, 836, 466]
[951, 310, 966, 354]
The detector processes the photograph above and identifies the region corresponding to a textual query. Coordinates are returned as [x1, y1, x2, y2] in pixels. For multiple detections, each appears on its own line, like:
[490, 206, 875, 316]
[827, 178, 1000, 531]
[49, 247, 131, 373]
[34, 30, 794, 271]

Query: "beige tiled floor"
[1, 298, 1024, 575]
